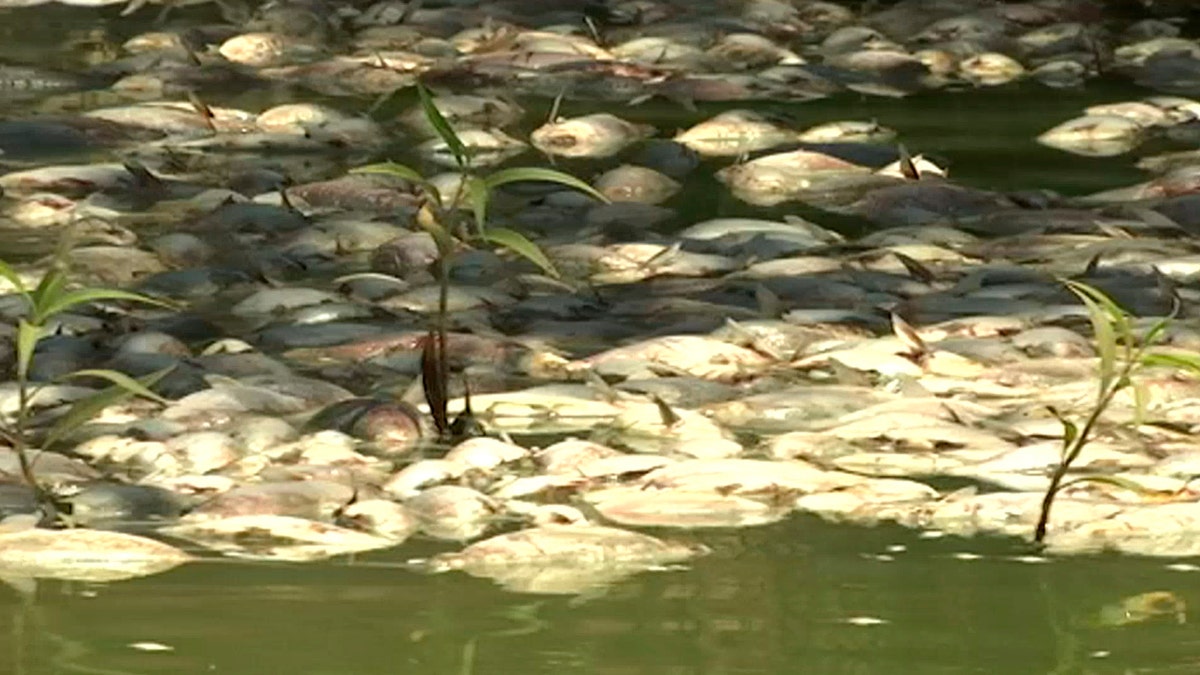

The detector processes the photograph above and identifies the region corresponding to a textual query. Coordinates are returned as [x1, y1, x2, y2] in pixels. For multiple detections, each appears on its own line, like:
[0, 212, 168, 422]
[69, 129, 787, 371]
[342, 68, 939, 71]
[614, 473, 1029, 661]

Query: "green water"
[4, 517, 1200, 674]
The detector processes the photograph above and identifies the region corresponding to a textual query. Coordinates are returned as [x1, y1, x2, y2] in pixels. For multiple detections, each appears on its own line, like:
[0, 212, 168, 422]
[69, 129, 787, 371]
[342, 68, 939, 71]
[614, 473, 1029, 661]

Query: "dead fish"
[398, 94, 524, 136]
[0, 527, 190, 582]
[161, 514, 395, 561]
[716, 148, 869, 206]
[186, 481, 354, 520]
[84, 101, 256, 136]
[594, 164, 680, 204]
[959, 53, 1025, 86]
[707, 32, 804, 70]
[797, 120, 896, 144]
[585, 485, 790, 528]
[426, 523, 705, 594]
[416, 127, 527, 168]
[0, 163, 137, 196]
[1037, 114, 1147, 156]
[218, 32, 324, 68]
[1096, 591, 1187, 627]
[531, 113, 653, 159]
[404, 485, 499, 541]
[579, 335, 773, 382]
[673, 109, 798, 157]
[1085, 101, 1173, 127]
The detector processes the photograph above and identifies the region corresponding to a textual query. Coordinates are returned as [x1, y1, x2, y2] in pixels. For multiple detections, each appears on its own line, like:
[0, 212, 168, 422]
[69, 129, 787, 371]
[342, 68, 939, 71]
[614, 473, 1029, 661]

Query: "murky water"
[4, 516, 1200, 674]
[4, 4, 1200, 674]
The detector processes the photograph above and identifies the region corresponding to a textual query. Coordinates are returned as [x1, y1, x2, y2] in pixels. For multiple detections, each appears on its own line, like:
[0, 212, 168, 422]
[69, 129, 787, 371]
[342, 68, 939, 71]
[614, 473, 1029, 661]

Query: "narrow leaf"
[37, 288, 175, 322]
[1141, 314, 1176, 351]
[1047, 406, 1077, 455]
[1068, 283, 1116, 393]
[42, 367, 173, 448]
[421, 331, 449, 436]
[1141, 350, 1200, 375]
[0, 258, 29, 296]
[485, 167, 609, 204]
[58, 369, 171, 405]
[417, 82, 468, 169]
[1132, 379, 1150, 426]
[29, 267, 68, 317]
[482, 228, 560, 279]
[351, 161, 440, 207]
[467, 175, 490, 237]
[1067, 280, 1132, 344]
[15, 320, 45, 383]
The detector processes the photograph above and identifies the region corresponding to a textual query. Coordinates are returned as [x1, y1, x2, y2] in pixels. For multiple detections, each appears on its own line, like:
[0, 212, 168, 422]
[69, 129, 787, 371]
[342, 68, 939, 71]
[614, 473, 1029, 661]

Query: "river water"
[5, 516, 1200, 674]
[2, 4, 1200, 674]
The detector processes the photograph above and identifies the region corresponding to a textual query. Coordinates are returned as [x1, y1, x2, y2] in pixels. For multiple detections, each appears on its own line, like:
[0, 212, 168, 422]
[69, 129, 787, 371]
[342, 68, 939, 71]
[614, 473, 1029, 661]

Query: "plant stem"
[1033, 368, 1129, 543]
[11, 356, 45, 506]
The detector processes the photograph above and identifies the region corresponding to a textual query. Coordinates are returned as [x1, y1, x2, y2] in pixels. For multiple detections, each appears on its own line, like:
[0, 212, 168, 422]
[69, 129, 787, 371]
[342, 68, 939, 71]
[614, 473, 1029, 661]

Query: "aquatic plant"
[1034, 280, 1178, 544]
[354, 83, 608, 437]
[0, 236, 173, 508]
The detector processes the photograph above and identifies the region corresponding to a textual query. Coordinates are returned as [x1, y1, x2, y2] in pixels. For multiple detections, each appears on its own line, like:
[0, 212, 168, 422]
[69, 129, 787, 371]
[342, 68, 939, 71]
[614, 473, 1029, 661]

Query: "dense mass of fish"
[5, 0, 1200, 594]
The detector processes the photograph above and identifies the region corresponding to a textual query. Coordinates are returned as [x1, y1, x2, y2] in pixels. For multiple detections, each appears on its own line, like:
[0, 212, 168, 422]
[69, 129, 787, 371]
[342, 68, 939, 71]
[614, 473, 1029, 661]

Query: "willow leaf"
[1067, 281, 1132, 346]
[42, 367, 173, 448]
[485, 167, 609, 204]
[1141, 350, 1200, 375]
[482, 228, 560, 279]
[0, 258, 29, 296]
[37, 287, 175, 321]
[417, 82, 468, 169]
[15, 320, 44, 383]
[58, 369, 171, 405]
[1068, 283, 1116, 394]
[29, 267, 68, 316]
[467, 175, 490, 237]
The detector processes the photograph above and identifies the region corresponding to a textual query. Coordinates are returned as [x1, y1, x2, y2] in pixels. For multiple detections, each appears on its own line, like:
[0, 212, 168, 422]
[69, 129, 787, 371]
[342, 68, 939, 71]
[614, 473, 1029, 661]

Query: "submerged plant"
[1034, 280, 1177, 544]
[0, 236, 174, 508]
[354, 83, 608, 438]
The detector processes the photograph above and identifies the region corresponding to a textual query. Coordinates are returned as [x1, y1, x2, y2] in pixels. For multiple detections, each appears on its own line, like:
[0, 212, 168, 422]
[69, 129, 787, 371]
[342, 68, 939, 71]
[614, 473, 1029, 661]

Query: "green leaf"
[1046, 406, 1077, 456]
[0, 258, 29, 296]
[467, 175, 490, 236]
[1141, 311, 1178, 351]
[42, 367, 173, 448]
[15, 319, 45, 383]
[35, 287, 175, 322]
[351, 161, 440, 207]
[485, 167, 609, 204]
[417, 82, 468, 169]
[29, 267, 67, 316]
[1132, 379, 1150, 426]
[1141, 350, 1200, 375]
[482, 227, 560, 279]
[1067, 280, 1132, 338]
[57, 369, 170, 405]
[1067, 282, 1117, 393]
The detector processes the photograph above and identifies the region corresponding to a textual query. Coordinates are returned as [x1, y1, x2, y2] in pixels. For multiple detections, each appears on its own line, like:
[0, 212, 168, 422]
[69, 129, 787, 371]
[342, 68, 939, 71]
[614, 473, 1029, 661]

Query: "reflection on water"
[4, 516, 1200, 674]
